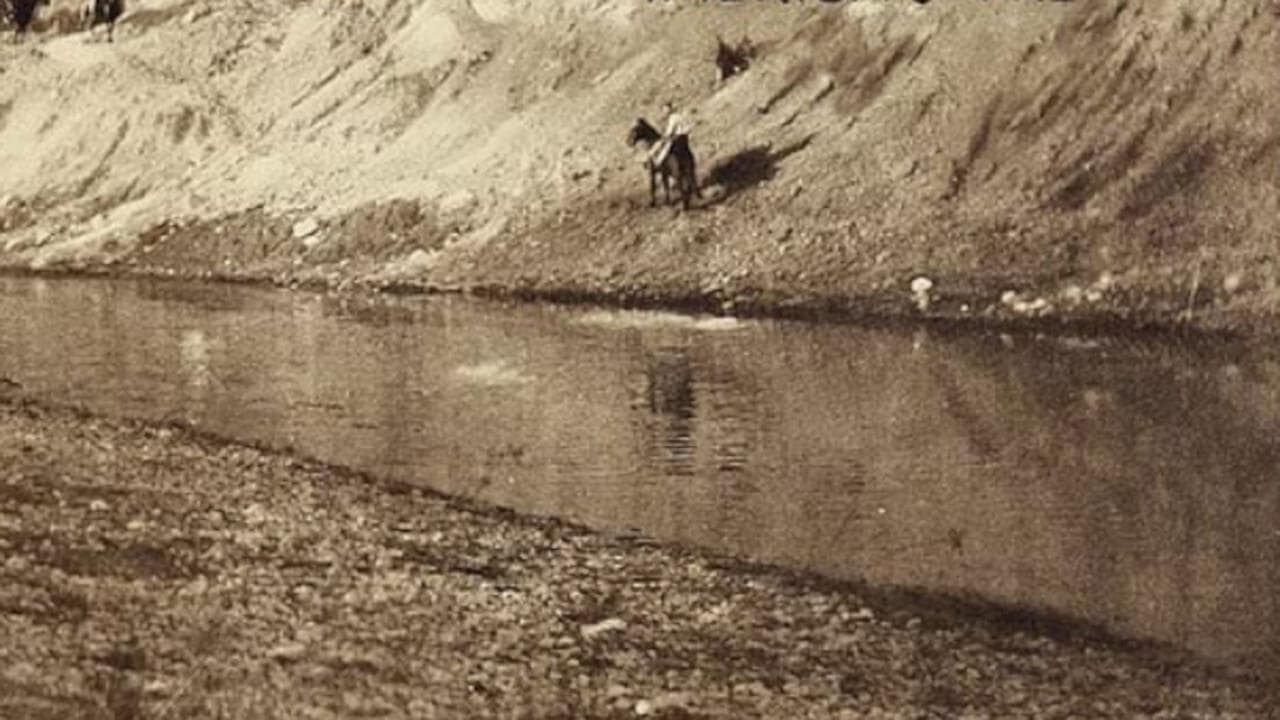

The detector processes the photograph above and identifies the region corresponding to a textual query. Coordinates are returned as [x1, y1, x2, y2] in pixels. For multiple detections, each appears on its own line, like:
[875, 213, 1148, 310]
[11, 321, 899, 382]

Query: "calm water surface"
[1, 276, 1278, 669]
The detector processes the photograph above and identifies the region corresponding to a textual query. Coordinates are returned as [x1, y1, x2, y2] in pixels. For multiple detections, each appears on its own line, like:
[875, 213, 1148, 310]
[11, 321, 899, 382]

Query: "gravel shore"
[0, 393, 1273, 719]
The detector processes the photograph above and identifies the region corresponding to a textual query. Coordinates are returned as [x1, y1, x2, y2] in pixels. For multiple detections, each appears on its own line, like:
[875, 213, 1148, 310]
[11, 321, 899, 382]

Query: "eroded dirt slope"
[1, 0, 1279, 331]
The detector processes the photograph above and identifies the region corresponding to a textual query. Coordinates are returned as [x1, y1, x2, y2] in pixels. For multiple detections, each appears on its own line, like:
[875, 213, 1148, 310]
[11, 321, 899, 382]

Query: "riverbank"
[0, 390, 1274, 718]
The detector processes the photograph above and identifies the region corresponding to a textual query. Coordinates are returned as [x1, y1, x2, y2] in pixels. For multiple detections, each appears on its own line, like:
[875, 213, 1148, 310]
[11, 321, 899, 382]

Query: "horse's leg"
[648, 168, 657, 207]
[662, 168, 672, 205]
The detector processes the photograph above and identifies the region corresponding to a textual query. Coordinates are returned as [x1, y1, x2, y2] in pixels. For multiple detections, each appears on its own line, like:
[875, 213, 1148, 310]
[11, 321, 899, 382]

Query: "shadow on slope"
[703, 134, 815, 203]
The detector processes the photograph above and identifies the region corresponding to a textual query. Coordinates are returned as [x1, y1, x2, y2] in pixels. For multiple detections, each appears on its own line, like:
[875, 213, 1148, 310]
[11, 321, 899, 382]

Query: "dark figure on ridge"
[83, 0, 123, 42]
[6, 0, 48, 41]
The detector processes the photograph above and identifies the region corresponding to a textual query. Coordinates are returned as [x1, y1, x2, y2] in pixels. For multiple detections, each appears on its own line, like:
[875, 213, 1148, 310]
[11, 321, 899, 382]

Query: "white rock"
[581, 617, 627, 639]
[242, 502, 268, 526]
[403, 248, 435, 272]
[143, 679, 172, 697]
[292, 218, 320, 239]
[89, 499, 110, 513]
[1223, 272, 1243, 294]
[650, 686, 701, 707]
[267, 642, 307, 662]
[909, 276, 933, 295]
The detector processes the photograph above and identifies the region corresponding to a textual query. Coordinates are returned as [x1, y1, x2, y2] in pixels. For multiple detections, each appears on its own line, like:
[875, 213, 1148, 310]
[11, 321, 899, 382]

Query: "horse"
[5, 0, 46, 41]
[83, 0, 122, 42]
[714, 35, 753, 83]
[626, 117, 701, 210]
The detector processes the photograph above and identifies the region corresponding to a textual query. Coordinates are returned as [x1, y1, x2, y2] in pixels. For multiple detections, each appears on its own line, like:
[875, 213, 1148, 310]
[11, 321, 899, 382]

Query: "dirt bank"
[2, 0, 1279, 334]
[0, 389, 1275, 718]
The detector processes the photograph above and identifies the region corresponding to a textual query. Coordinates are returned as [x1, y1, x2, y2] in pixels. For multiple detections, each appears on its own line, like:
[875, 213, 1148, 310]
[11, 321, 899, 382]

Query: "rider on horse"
[650, 102, 693, 170]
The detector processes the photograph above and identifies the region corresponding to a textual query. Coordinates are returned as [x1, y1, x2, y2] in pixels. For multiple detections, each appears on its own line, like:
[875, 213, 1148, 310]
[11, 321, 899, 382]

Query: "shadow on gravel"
[703, 134, 815, 204]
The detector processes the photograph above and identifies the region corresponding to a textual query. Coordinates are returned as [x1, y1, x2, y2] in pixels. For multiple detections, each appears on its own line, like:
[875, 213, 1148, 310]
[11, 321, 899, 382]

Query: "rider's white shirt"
[664, 112, 693, 137]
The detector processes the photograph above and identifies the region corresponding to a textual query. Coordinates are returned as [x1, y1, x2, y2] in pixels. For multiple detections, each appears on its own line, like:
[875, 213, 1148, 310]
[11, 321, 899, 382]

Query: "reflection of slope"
[925, 337, 1280, 667]
[925, 358, 1010, 466]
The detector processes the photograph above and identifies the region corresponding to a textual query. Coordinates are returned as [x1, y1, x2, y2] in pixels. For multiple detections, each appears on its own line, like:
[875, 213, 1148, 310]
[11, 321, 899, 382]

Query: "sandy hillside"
[1, 0, 1279, 332]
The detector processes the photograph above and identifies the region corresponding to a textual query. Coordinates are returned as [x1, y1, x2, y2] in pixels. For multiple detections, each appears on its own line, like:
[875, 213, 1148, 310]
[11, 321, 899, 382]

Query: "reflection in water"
[179, 329, 212, 390]
[643, 347, 697, 477]
[1, 277, 1278, 674]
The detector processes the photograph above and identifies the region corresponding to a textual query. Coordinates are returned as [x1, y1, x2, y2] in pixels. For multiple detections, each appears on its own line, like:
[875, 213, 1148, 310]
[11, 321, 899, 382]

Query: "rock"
[302, 234, 324, 250]
[635, 691, 693, 715]
[813, 73, 835, 101]
[1024, 297, 1049, 313]
[292, 218, 320, 239]
[651, 691, 694, 710]
[1223, 272, 1243, 294]
[438, 190, 476, 218]
[243, 502, 268, 526]
[143, 679, 172, 697]
[267, 642, 308, 663]
[580, 617, 627, 639]
[402, 249, 435, 273]
[178, 576, 209, 597]
[89, 499, 110, 513]
[910, 276, 933, 311]
[732, 681, 772, 697]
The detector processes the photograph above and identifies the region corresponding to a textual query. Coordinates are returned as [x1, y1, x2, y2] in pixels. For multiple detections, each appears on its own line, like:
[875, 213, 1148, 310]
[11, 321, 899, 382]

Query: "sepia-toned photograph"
[1, 0, 1278, 716]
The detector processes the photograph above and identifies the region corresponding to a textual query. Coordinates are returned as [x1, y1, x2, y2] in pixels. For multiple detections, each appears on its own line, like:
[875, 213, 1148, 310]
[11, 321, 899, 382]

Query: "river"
[1, 275, 1277, 671]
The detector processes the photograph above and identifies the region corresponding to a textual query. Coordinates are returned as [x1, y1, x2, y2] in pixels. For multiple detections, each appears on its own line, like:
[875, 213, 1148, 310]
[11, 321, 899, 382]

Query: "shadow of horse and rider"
[627, 117, 814, 211]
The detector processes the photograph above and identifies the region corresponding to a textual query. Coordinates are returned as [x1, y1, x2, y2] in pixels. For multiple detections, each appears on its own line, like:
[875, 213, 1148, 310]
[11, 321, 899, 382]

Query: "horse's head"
[627, 118, 659, 148]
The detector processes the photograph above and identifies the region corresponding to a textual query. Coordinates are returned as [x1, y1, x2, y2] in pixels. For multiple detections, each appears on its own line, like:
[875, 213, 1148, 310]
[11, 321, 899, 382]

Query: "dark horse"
[83, 0, 122, 41]
[626, 118, 701, 210]
[4, 0, 48, 41]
